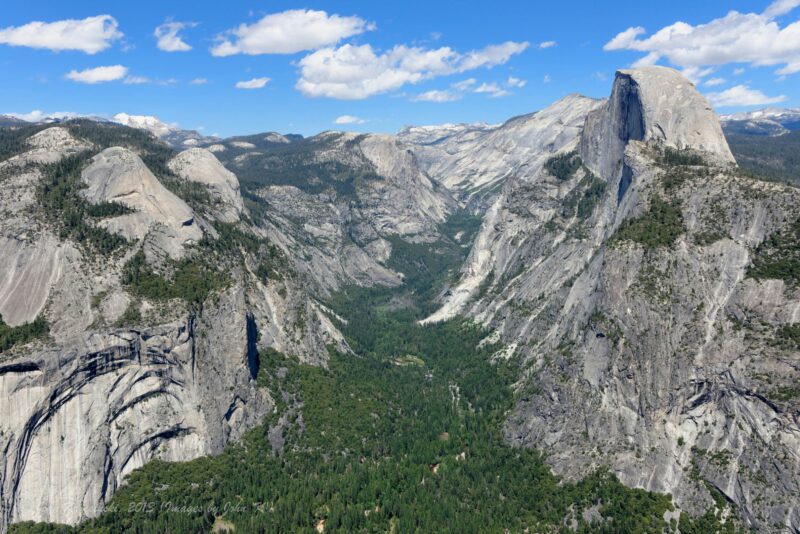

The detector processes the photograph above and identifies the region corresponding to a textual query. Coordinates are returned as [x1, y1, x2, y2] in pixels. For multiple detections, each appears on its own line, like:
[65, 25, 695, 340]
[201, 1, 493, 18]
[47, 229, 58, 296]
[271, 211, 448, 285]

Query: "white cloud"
[764, 0, 800, 17]
[122, 76, 177, 86]
[506, 76, 526, 88]
[190, 77, 208, 85]
[5, 110, 80, 122]
[412, 90, 461, 102]
[235, 77, 270, 89]
[155, 21, 194, 52]
[123, 76, 149, 85]
[539, 41, 557, 49]
[334, 115, 366, 124]
[604, 2, 800, 77]
[452, 78, 477, 91]
[474, 82, 510, 97]
[0, 15, 121, 54]
[680, 66, 714, 84]
[543, 74, 551, 83]
[66, 65, 128, 84]
[296, 41, 528, 99]
[706, 84, 787, 107]
[733, 67, 746, 75]
[703, 77, 726, 87]
[211, 9, 372, 56]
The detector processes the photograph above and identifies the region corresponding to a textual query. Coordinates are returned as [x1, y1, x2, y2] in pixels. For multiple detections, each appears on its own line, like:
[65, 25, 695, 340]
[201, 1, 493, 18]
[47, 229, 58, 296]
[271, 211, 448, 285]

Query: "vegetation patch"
[747, 217, 800, 287]
[562, 171, 606, 220]
[85, 201, 134, 218]
[658, 147, 707, 167]
[121, 250, 229, 306]
[612, 195, 684, 249]
[206, 221, 293, 283]
[0, 124, 48, 162]
[0, 314, 49, 353]
[115, 301, 142, 327]
[544, 151, 582, 181]
[777, 323, 800, 350]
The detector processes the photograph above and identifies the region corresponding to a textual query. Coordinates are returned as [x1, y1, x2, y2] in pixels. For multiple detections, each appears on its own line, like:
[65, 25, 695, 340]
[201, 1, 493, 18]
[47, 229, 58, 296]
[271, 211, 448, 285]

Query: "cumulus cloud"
[155, 21, 195, 52]
[66, 65, 128, 84]
[506, 76, 526, 88]
[706, 84, 787, 107]
[543, 74, 551, 83]
[190, 77, 208, 85]
[538, 40, 557, 49]
[296, 40, 528, 99]
[334, 115, 366, 124]
[0, 15, 122, 54]
[235, 77, 270, 89]
[411, 90, 461, 102]
[211, 9, 372, 56]
[604, 1, 800, 78]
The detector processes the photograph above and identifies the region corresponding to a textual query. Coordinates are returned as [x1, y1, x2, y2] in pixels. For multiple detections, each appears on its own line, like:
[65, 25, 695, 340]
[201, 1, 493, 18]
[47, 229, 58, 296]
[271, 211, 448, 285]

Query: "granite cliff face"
[212, 130, 457, 295]
[401, 94, 603, 207]
[425, 66, 800, 532]
[0, 125, 344, 530]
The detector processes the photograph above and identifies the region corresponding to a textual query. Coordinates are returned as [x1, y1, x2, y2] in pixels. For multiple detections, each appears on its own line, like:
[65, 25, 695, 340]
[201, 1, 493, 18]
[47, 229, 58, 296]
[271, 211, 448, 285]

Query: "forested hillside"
[726, 131, 800, 185]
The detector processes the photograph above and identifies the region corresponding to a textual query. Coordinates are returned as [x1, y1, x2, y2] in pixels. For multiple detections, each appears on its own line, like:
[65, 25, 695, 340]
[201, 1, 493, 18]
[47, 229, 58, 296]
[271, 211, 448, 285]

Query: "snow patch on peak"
[112, 113, 176, 138]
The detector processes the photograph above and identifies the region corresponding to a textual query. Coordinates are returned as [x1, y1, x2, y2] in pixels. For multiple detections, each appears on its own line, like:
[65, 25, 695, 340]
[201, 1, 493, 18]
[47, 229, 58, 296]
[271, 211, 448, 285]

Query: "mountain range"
[0, 66, 798, 533]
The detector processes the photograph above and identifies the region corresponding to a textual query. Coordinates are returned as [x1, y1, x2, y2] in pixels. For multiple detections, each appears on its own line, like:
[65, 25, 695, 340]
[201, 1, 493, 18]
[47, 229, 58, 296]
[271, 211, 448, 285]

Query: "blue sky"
[1, 0, 798, 137]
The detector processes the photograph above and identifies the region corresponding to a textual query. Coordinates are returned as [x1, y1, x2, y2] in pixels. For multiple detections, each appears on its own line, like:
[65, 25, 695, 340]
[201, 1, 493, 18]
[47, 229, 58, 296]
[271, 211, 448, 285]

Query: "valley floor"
[10, 219, 736, 533]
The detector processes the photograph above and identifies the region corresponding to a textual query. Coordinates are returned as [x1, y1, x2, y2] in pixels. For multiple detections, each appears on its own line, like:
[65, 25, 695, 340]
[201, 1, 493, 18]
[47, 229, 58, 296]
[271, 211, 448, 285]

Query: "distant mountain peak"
[112, 112, 219, 148]
[720, 107, 800, 136]
[112, 112, 177, 137]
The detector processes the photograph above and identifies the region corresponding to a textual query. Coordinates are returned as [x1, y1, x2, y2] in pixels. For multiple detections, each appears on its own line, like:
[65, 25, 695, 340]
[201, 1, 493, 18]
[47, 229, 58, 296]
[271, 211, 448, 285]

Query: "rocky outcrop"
[581, 65, 734, 188]
[168, 147, 245, 223]
[81, 147, 203, 259]
[21, 127, 92, 164]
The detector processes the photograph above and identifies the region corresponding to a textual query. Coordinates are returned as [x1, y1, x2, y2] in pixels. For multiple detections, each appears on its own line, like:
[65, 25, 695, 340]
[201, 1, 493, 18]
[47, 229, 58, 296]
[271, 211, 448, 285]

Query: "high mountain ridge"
[0, 66, 798, 532]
